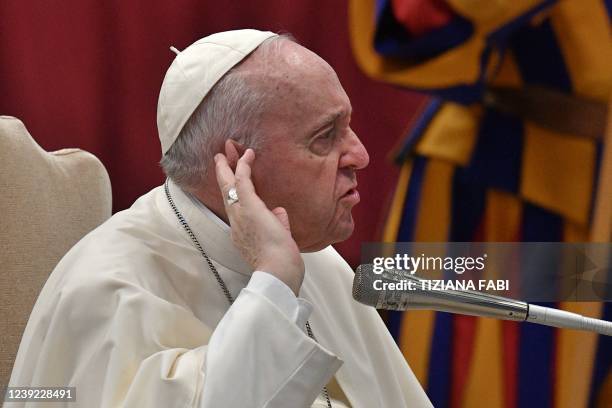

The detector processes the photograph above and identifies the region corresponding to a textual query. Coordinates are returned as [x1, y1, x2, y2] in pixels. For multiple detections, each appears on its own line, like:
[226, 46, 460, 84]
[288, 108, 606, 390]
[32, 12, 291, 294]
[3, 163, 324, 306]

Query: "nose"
[339, 128, 370, 170]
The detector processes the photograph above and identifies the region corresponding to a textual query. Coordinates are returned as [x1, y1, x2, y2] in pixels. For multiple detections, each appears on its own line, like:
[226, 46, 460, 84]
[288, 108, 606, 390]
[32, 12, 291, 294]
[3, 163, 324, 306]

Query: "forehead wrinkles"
[246, 42, 349, 135]
[271, 61, 344, 107]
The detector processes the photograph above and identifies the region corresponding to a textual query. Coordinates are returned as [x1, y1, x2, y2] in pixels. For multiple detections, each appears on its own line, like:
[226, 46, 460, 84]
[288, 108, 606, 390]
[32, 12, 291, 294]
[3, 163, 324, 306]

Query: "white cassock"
[8, 180, 432, 408]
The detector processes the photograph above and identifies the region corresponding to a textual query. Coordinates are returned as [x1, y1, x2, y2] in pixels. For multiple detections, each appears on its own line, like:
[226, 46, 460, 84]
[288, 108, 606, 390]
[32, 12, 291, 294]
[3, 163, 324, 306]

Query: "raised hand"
[214, 141, 305, 295]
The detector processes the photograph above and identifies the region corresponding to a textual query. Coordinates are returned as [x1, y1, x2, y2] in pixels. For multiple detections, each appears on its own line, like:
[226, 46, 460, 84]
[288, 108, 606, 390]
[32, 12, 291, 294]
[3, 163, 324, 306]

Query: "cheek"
[295, 165, 337, 204]
[285, 177, 334, 214]
[253, 150, 339, 212]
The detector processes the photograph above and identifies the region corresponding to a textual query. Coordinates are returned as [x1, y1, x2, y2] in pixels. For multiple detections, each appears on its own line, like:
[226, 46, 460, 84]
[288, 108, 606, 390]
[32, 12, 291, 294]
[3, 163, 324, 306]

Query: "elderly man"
[9, 30, 431, 407]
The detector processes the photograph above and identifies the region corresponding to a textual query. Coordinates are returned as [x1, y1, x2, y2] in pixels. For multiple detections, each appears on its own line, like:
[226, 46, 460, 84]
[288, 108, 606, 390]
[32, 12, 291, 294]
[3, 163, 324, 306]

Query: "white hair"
[160, 34, 294, 190]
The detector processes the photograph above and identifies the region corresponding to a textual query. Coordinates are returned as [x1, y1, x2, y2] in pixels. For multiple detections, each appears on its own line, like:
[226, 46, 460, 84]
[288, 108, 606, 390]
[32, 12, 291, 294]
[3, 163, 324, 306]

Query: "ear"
[224, 139, 246, 170]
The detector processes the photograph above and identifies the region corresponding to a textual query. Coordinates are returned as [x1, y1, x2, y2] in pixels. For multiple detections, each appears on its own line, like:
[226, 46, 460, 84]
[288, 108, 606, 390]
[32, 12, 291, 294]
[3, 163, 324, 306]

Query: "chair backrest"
[0, 116, 112, 387]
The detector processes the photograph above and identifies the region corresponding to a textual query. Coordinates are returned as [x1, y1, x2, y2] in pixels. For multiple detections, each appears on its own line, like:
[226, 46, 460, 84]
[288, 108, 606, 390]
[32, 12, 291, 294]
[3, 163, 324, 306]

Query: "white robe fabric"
[8, 180, 432, 408]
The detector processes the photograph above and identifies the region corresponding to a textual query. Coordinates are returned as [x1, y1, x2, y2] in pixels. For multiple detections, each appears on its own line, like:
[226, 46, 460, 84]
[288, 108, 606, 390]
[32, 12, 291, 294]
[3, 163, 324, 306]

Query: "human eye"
[319, 129, 335, 140]
[309, 128, 336, 155]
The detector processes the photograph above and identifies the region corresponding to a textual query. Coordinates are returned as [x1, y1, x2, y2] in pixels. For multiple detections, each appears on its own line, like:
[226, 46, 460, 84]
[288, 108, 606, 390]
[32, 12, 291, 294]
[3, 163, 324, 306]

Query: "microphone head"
[352, 264, 380, 307]
[353, 263, 423, 309]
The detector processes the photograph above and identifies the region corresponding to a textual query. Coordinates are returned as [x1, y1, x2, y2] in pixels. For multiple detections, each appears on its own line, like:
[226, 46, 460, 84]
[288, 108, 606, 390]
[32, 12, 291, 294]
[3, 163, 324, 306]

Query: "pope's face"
[251, 42, 369, 252]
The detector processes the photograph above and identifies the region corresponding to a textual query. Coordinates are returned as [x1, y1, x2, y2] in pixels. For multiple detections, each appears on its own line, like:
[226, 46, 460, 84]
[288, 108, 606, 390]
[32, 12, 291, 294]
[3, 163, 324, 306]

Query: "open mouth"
[340, 188, 360, 203]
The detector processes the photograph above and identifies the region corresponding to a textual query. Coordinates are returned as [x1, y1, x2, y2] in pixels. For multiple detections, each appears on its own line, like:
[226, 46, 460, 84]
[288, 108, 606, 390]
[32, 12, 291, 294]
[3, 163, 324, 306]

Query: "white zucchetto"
[157, 29, 277, 155]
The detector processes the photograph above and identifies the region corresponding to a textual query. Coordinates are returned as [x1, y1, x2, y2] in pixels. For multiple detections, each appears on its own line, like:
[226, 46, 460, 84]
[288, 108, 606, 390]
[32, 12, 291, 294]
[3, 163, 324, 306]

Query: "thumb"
[271, 207, 291, 231]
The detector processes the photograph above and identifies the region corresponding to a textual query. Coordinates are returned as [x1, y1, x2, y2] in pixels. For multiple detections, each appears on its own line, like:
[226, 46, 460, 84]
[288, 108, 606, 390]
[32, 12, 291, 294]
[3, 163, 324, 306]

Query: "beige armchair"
[0, 116, 112, 387]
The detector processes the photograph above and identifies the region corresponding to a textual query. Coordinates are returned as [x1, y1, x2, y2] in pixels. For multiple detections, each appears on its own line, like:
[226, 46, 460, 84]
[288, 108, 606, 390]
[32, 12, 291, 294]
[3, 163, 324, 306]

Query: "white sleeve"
[199, 271, 342, 408]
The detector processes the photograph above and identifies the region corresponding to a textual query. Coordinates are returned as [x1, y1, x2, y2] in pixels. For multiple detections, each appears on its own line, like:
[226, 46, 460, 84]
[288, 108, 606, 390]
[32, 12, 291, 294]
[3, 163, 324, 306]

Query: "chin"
[337, 225, 355, 243]
[330, 217, 355, 244]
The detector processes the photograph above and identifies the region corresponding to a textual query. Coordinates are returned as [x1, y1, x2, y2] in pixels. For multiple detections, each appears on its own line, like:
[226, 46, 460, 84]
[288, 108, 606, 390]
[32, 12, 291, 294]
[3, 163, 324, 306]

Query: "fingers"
[271, 207, 291, 232]
[214, 148, 259, 210]
[214, 153, 236, 198]
[234, 149, 257, 204]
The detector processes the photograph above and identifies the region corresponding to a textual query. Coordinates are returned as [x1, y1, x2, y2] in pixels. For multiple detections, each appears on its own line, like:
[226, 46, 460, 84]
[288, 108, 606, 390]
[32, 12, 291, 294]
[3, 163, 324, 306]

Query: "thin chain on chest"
[164, 180, 332, 408]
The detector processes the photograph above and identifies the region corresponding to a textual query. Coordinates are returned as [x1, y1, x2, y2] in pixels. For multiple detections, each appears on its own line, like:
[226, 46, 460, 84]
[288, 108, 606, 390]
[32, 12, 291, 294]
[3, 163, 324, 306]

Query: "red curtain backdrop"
[0, 0, 424, 265]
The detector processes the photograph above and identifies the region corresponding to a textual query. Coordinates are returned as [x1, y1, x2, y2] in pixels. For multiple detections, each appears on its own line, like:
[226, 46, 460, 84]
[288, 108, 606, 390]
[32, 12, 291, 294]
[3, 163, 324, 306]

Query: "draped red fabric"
[0, 0, 423, 265]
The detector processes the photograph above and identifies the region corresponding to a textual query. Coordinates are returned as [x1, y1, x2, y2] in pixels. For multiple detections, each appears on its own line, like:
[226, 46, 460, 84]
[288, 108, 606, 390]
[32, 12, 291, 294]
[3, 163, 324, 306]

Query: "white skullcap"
[157, 29, 278, 155]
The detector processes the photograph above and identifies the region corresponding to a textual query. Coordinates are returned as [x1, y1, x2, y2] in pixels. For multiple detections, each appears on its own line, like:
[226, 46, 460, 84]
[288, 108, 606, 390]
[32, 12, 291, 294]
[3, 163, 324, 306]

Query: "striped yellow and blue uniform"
[349, 1, 611, 407]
